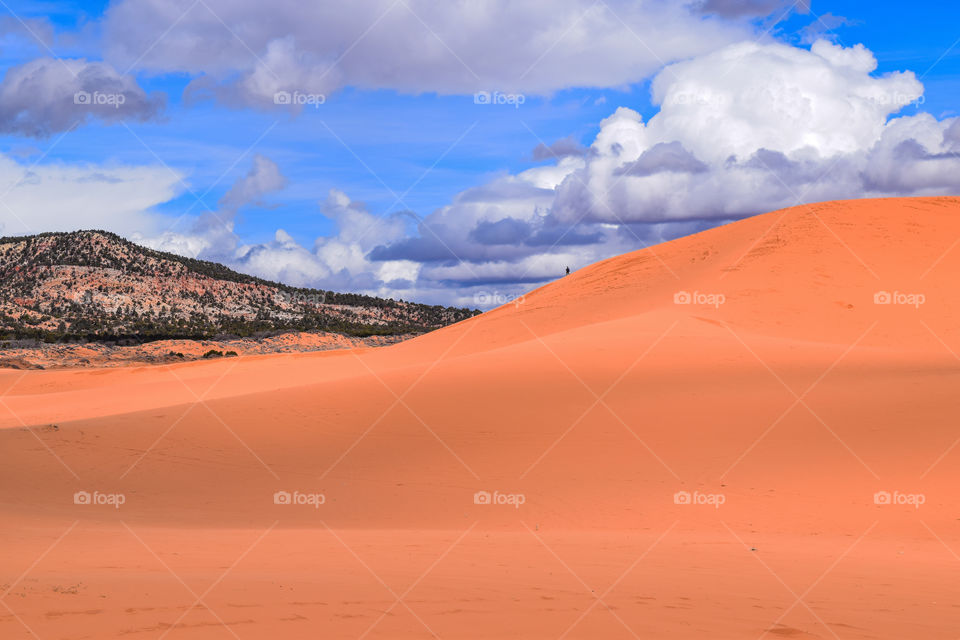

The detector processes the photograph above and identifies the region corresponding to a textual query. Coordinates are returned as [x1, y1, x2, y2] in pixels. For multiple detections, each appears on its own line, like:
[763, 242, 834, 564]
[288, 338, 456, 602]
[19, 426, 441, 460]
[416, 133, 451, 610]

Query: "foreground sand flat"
[2, 197, 959, 638]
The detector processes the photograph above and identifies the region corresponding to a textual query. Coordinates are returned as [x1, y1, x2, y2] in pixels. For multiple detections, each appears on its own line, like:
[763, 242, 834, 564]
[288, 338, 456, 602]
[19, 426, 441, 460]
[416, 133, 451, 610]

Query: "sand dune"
[2, 197, 959, 638]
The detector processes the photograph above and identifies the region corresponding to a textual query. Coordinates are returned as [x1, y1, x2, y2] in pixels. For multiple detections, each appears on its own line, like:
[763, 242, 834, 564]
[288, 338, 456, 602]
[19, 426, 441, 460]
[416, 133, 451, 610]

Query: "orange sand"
[1, 197, 959, 638]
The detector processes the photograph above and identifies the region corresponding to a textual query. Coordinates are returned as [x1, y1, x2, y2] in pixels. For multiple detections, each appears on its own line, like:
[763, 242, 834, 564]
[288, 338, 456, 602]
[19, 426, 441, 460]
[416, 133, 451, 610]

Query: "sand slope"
[1, 197, 959, 638]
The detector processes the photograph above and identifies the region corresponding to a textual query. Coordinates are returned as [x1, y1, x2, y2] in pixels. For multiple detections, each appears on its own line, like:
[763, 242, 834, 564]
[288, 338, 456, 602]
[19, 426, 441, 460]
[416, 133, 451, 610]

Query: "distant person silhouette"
[565, 266, 570, 276]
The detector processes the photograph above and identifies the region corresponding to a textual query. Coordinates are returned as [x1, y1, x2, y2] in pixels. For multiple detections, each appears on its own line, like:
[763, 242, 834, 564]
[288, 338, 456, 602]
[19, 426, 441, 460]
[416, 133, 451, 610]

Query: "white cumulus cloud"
[0, 154, 183, 237]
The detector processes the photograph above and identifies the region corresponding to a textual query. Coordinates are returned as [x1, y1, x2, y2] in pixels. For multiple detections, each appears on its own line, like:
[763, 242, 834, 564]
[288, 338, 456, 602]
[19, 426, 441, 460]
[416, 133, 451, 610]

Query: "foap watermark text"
[674, 290, 725, 308]
[274, 91, 326, 108]
[874, 490, 925, 509]
[74, 91, 126, 108]
[474, 291, 525, 308]
[874, 291, 925, 308]
[474, 91, 525, 108]
[474, 490, 525, 509]
[274, 490, 326, 508]
[674, 490, 725, 509]
[74, 490, 126, 509]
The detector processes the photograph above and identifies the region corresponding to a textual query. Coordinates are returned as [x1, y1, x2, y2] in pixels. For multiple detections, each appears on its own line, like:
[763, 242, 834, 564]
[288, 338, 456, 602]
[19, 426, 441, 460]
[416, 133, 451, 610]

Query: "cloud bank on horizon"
[0, 0, 957, 307]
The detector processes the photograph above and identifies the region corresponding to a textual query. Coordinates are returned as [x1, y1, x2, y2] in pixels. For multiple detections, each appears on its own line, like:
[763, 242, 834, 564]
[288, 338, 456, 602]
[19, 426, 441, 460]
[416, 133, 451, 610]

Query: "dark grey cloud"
[0, 57, 164, 137]
[739, 148, 839, 185]
[798, 12, 856, 44]
[433, 272, 557, 288]
[615, 141, 708, 176]
[696, 0, 809, 18]
[532, 136, 588, 161]
[862, 138, 960, 193]
[368, 234, 461, 263]
[383, 278, 415, 289]
[468, 218, 532, 245]
[944, 119, 960, 151]
[370, 204, 609, 270]
[218, 154, 288, 214]
[456, 180, 555, 204]
[525, 224, 603, 247]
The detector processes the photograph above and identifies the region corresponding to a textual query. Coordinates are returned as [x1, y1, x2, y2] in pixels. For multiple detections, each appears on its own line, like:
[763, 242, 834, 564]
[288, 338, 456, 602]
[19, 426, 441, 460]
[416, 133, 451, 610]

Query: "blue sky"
[0, 0, 957, 306]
